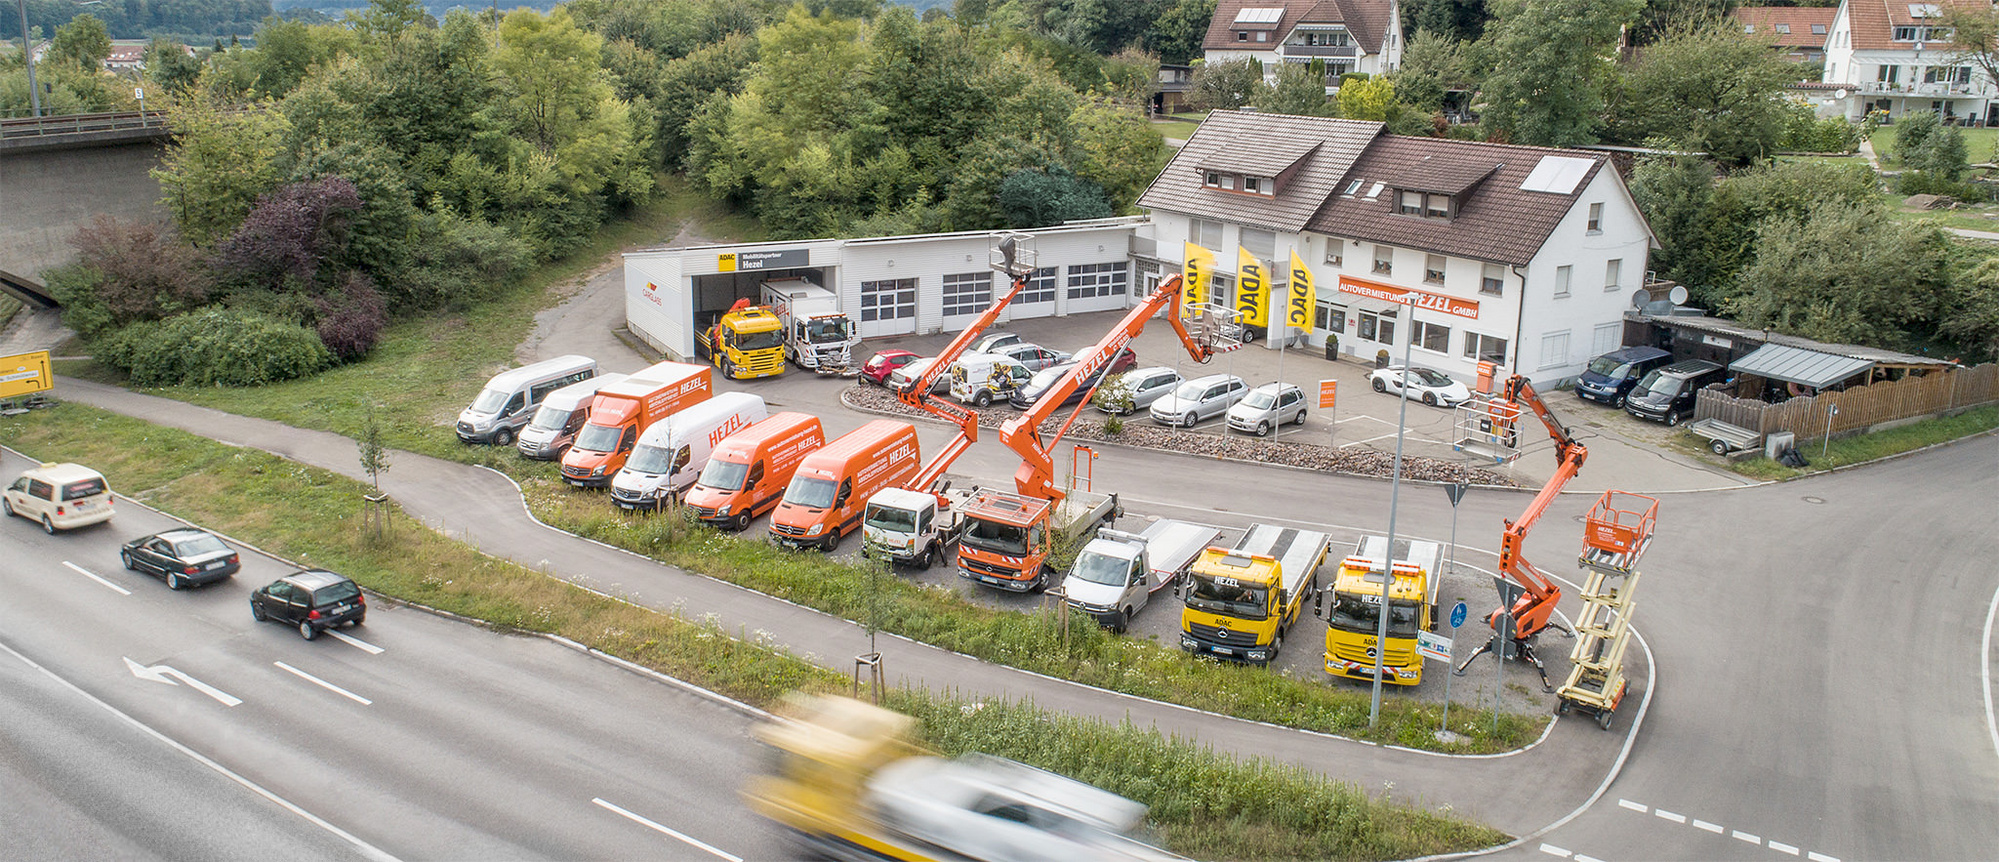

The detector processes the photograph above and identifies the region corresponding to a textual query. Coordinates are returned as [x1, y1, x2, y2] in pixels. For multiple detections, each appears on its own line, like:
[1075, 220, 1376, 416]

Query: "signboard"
[1234, 247, 1268, 328]
[1336, 276, 1480, 320]
[718, 248, 808, 272]
[1284, 249, 1314, 330]
[0, 351, 53, 399]
[1318, 379, 1337, 409]
[1183, 242, 1216, 317]
[1450, 600, 1468, 629]
[1417, 630, 1453, 663]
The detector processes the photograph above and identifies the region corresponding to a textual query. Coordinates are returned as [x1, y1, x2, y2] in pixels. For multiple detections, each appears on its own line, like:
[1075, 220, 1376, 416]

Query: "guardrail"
[0, 110, 171, 145]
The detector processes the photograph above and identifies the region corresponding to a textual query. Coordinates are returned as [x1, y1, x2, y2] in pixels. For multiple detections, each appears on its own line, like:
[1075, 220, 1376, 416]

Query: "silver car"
[1226, 383, 1308, 436]
[993, 343, 1072, 372]
[1148, 374, 1248, 428]
[1092, 367, 1182, 415]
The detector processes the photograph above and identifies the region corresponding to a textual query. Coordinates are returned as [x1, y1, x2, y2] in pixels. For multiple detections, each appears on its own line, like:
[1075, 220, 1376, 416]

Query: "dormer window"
[1775, 23, 1790, 34]
[1205, 171, 1224, 188]
[1243, 176, 1270, 195]
[1394, 189, 1453, 219]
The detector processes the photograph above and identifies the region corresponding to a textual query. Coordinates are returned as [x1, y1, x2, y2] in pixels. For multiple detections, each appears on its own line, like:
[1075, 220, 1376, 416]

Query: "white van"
[947, 352, 1032, 407]
[516, 372, 626, 460]
[4, 462, 114, 533]
[611, 392, 768, 511]
[457, 355, 597, 446]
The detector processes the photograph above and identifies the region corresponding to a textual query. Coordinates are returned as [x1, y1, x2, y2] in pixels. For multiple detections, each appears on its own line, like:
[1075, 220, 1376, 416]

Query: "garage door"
[859, 278, 916, 337]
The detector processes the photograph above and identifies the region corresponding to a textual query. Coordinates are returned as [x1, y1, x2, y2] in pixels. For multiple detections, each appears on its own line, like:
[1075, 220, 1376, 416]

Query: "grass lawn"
[1150, 109, 1210, 135]
[1669, 405, 1999, 480]
[1868, 123, 1999, 168]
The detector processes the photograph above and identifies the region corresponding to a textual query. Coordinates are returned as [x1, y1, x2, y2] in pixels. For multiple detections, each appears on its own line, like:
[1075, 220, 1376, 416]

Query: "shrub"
[315, 271, 390, 360]
[1893, 170, 1993, 202]
[1779, 111, 1861, 154]
[65, 215, 212, 331]
[99, 308, 333, 386]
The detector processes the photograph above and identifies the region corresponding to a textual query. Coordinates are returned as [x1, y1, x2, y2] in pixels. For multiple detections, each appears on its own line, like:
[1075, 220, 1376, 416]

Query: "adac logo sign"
[642, 281, 663, 308]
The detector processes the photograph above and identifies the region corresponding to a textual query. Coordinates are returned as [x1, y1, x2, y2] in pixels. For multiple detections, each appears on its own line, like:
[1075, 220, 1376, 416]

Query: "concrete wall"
[0, 142, 167, 282]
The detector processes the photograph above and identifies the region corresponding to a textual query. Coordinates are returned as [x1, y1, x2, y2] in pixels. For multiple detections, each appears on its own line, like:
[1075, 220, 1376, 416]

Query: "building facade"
[1821, 0, 1997, 124]
[1201, 0, 1403, 86]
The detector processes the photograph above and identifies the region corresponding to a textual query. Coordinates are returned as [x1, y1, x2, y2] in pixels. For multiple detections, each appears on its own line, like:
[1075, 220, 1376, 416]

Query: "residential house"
[1821, 0, 1997, 125]
[1136, 110, 1658, 387]
[1733, 6, 1837, 63]
[1155, 64, 1195, 115]
[1201, 0, 1403, 90]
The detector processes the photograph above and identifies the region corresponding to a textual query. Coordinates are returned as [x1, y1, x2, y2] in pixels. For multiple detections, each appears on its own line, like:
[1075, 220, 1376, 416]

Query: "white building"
[1201, 0, 1404, 85]
[1821, 0, 1997, 125]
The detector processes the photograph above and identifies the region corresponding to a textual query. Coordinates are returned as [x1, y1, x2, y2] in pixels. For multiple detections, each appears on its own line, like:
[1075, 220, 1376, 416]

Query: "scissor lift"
[1557, 491, 1659, 730]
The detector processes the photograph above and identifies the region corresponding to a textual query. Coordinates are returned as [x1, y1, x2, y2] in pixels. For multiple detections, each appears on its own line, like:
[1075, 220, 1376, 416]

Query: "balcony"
[1281, 44, 1358, 58]
[1854, 81, 1989, 98]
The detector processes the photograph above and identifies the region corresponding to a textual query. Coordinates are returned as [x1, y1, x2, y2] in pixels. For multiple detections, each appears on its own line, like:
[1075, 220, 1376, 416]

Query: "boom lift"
[1451, 374, 1585, 691]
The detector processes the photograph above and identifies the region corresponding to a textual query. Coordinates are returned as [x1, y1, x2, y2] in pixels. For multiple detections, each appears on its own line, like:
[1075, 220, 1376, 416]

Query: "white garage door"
[859, 278, 917, 337]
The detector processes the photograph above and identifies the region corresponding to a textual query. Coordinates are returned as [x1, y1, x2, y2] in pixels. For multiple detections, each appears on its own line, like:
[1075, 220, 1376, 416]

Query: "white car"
[3, 462, 114, 534]
[1092, 366, 1182, 415]
[887, 357, 950, 395]
[993, 343, 1072, 372]
[1226, 383, 1308, 436]
[1148, 374, 1248, 427]
[1368, 365, 1472, 407]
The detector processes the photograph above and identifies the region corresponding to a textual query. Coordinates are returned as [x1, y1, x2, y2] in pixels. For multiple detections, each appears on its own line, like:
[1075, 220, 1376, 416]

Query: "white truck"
[1062, 520, 1221, 633]
[861, 485, 969, 569]
[761, 278, 859, 376]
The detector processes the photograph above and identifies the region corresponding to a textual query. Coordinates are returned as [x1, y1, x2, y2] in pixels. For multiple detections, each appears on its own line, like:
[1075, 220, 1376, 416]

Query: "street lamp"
[1368, 296, 1416, 727]
[16, 0, 40, 118]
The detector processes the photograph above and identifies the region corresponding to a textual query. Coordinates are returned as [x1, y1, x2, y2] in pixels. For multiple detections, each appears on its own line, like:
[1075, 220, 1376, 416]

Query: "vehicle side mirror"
[1313, 591, 1325, 619]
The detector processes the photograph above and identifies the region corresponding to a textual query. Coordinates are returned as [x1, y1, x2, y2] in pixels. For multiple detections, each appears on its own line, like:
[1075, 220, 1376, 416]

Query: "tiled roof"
[1325, 0, 1392, 55]
[1202, 0, 1394, 54]
[1733, 6, 1836, 50]
[1844, 0, 1985, 52]
[1196, 138, 1321, 178]
[1306, 137, 1610, 266]
[1204, 0, 1298, 50]
[1138, 110, 1383, 233]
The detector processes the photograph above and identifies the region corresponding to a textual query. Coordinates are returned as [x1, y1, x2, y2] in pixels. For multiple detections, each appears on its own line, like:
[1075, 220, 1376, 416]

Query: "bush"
[1779, 111, 1861, 154]
[315, 272, 390, 360]
[99, 308, 333, 387]
[1893, 170, 1993, 202]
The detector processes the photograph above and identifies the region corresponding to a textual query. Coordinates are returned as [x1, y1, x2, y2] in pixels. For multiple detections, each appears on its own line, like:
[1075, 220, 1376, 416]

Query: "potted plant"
[1324, 334, 1339, 361]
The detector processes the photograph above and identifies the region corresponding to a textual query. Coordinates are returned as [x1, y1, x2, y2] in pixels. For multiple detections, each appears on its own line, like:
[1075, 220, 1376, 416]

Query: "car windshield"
[61, 478, 106, 499]
[962, 517, 1029, 555]
[738, 329, 783, 351]
[573, 422, 622, 453]
[785, 476, 838, 509]
[1636, 370, 1681, 399]
[696, 458, 750, 491]
[626, 443, 673, 474]
[173, 534, 229, 557]
[805, 318, 850, 342]
[528, 405, 572, 431]
[1243, 389, 1277, 409]
[1030, 366, 1070, 390]
[1070, 550, 1132, 586]
[1586, 356, 1630, 378]
[312, 580, 361, 604]
[1410, 368, 1451, 387]
[1172, 381, 1210, 400]
[1329, 594, 1421, 636]
[1185, 575, 1268, 620]
[471, 388, 509, 413]
[864, 504, 917, 532]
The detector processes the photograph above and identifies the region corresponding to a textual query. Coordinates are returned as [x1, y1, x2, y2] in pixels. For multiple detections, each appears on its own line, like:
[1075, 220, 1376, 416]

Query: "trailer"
[1685, 416, 1763, 456]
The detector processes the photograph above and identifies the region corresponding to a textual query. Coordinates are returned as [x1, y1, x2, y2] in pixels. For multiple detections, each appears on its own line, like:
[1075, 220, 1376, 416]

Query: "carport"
[1727, 343, 1874, 401]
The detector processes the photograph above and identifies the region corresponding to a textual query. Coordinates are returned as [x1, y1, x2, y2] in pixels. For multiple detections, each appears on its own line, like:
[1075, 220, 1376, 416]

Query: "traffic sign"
[1417, 631, 1453, 663]
[1444, 481, 1469, 507]
[1450, 601, 1468, 629]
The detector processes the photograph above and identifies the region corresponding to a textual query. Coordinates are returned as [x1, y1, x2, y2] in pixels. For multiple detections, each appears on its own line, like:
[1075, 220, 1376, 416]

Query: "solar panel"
[1518, 156, 1595, 194]
[1234, 7, 1283, 24]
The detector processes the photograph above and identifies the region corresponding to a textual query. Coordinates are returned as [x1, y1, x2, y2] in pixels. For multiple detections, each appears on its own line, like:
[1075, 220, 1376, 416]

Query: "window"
[1324, 242, 1343, 267]
[1605, 258, 1622, 292]
[1344, 178, 1364, 195]
[1238, 31, 1249, 41]
[859, 278, 916, 322]
[941, 272, 993, 317]
[1878, 64, 1900, 84]
[1315, 303, 1346, 332]
[1554, 265, 1572, 298]
[1188, 218, 1223, 249]
[1592, 322, 1620, 357]
[1775, 23, 1790, 34]
[1256, 31, 1267, 42]
[1481, 263, 1504, 296]
[1463, 332, 1507, 364]
[1426, 195, 1449, 218]
[1373, 245, 1393, 275]
[1812, 23, 1826, 35]
[1240, 228, 1275, 260]
[1359, 306, 1396, 343]
[1398, 190, 1424, 215]
[1424, 254, 1446, 285]
[1022, 266, 1057, 304]
[1895, 26, 1917, 41]
[1067, 262, 1129, 299]
[1412, 319, 1450, 353]
[1924, 66, 1973, 85]
[1243, 176, 1265, 194]
[1538, 330, 1571, 370]
[1204, 171, 1223, 188]
[1587, 202, 1603, 233]
[1742, 24, 1754, 34]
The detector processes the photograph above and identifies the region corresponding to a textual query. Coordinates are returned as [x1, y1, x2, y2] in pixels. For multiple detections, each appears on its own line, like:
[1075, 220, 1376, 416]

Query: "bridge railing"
[0, 110, 171, 141]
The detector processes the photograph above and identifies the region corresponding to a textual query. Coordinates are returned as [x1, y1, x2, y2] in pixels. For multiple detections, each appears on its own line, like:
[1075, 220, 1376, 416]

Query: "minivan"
[457, 355, 597, 446]
[1149, 374, 1249, 427]
[516, 373, 628, 460]
[769, 420, 920, 552]
[3, 462, 113, 534]
[947, 352, 1033, 407]
[611, 392, 769, 511]
[684, 412, 827, 531]
[1576, 346, 1672, 408]
[1625, 359, 1727, 426]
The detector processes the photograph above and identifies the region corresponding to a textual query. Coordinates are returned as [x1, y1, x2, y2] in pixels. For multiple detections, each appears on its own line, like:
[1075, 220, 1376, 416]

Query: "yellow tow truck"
[696, 298, 786, 380]
[1177, 524, 1330, 666]
[1316, 535, 1444, 685]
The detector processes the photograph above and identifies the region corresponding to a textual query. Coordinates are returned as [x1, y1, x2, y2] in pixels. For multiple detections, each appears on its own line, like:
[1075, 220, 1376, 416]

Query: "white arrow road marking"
[123, 657, 242, 706]
[593, 797, 742, 862]
[326, 629, 384, 655]
[273, 662, 371, 705]
[64, 561, 130, 595]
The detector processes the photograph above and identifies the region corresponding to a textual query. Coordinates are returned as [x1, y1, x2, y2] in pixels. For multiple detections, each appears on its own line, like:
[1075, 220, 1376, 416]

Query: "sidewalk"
[53, 375, 1631, 839]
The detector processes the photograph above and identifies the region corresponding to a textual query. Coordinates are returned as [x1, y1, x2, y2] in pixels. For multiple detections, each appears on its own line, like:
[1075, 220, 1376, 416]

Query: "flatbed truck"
[1178, 524, 1330, 665]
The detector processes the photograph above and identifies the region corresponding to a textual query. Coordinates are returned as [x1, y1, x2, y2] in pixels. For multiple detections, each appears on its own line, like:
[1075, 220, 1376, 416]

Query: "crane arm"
[1489, 375, 1588, 639]
[895, 270, 1032, 498]
[999, 274, 1216, 502]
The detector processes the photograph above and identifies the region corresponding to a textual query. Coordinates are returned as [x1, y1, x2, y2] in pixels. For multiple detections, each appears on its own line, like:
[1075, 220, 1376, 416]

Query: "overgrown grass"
[1701, 405, 1999, 480]
[0, 403, 1507, 861]
[0, 294, 20, 331]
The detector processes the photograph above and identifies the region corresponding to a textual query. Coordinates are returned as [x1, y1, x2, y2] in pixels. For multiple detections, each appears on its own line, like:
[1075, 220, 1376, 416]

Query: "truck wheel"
[1709, 438, 1729, 456]
[917, 544, 934, 569]
[1031, 567, 1051, 593]
[1269, 630, 1284, 663]
[1596, 709, 1615, 731]
[493, 427, 514, 447]
[1112, 608, 1132, 634]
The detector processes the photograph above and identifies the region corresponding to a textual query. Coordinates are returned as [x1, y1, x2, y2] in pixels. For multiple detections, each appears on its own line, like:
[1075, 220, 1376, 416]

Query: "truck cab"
[862, 486, 958, 569]
[697, 301, 786, 380]
[761, 279, 859, 374]
[955, 488, 1120, 593]
[1063, 521, 1219, 633]
[1317, 535, 1443, 685]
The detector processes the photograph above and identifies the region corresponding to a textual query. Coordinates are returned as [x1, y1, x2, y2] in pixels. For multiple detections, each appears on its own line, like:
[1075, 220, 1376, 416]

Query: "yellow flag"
[1286, 249, 1315, 332]
[1182, 242, 1216, 319]
[1235, 247, 1268, 328]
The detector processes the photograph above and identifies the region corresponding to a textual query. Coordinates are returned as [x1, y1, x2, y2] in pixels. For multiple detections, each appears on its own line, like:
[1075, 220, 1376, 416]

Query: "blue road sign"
[1450, 601, 1468, 629]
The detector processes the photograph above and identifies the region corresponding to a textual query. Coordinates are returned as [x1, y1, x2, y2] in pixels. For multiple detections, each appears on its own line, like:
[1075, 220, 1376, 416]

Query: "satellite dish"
[1630, 288, 1652, 309]
[1668, 285, 1688, 305]
[1835, 89, 1849, 100]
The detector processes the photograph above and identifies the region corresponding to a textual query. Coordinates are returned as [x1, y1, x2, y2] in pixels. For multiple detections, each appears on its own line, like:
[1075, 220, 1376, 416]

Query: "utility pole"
[17, 0, 40, 117]
[1368, 297, 1416, 727]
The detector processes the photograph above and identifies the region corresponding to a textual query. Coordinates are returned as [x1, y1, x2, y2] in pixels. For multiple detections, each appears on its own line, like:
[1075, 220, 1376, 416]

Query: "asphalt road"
[0, 447, 778, 861]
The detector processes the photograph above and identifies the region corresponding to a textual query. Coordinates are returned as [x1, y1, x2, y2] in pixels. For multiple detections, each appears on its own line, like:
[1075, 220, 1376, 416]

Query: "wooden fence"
[1694, 363, 1999, 441]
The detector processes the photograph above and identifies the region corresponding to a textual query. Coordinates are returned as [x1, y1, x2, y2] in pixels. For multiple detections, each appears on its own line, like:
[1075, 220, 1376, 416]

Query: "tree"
[1189, 57, 1259, 111]
[1069, 98, 1169, 209]
[1892, 110, 1968, 180]
[1338, 76, 1397, 121]
[144, 40, 205, 97]
[351, 0, 431, 42]
[154, 99, 292, 246]
[48, 13, 111, 70]
[214, 176, 364, 290]
[1142, 0, 1215, 65]
[1478, 0, 1642, 147]
[492, 8, 651, 202]
[1628, 154, 1720, 299]
[1259, 61, 1337, 117]
[63, 216, 212, 337]
[996, 166, 1112, 227]
[1098, 46, 1160, 105]
[1393, 29, 1469, 114]
[1942, 4, 1999, 105]
[1404, 0, 1488, 43]
[1943, 257, 1999, 362]
[1606, 17, 1800, 167]
[1726, 201, 1952, 348]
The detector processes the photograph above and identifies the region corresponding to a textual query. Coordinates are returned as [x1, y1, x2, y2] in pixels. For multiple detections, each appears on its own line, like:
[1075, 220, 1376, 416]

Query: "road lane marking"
[274, 662, 372, 705]
[1733, 830, 1761, 844]
[1618, 798, 1840, 862]
[1983, 580, 1997, 766]
[1538, 843, 1570, 858]
[593, 797, 741, 862]
[1653, 808, 1686, 824]
[1616, 799, 1647, 813]
[326, 629, 384, 654]
[124, 657, 242, 706]
[1692, 819, 1723, 834]
[1769, 840, 1800, 855]
[1573, 855, 1606, 862]
[1808, 853, 1840, 862]
[64, 561, 130, 595]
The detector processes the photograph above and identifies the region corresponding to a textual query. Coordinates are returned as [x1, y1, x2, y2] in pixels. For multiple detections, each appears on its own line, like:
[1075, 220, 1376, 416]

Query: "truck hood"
[1061, 577, 1126, 608]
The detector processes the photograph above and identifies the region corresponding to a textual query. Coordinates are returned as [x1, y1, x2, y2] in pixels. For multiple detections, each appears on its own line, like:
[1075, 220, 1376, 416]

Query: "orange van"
[768, 419, 919, 552]
[561, 361, 712, 487]
[683, 412, 826, 531]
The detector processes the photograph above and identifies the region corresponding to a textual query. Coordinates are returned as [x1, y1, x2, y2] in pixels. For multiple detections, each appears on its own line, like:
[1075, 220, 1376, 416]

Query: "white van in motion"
[457, 355, 597, 447]
[610, 392, 768, 511]
[516, 373, 627, 460]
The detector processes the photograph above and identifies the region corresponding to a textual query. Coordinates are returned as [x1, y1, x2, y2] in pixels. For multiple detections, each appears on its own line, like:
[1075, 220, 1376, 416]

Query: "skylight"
[1909, 4, 1941, 19]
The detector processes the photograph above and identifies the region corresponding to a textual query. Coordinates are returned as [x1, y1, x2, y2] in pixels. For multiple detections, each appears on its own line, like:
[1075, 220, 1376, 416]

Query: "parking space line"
[274, 661, 372, 705]
[592, 797, 741, 861]
[326, 629, 384, 655]
[63, 561, 130, 596]
[1538, 843, 1571, 858]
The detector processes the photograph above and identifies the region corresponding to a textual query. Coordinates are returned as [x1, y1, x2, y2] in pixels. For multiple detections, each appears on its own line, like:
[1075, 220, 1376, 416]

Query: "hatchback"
[860, 350, 921, 385]
[3, 463, 113, 534]
[1093, 366, 1182, 415]
[251, 570, 366, 640]
[121, 528, 241, 590]
[993, 343, 1072, 372]
[1226, 383, 1308, 436]
[1149, 374, 1248, 427]
[967, 332, 1024, 355]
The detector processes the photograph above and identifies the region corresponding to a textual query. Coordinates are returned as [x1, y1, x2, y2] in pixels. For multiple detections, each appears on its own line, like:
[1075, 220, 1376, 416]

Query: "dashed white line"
[1692, 819, 1723, 834]
[1538, 843, 1571, 858]
[1573, 854, 1606, 862]
[326, 629, 384, 654]
[593, 797, 741, 861]
[1807, 852, 1840, 862]
[1654, 808, 1686, 824]
[273, 662, 372, 705]
[1616, 799, 1647, 813]
[63, 561, 131, 596]
[1769, 840, 1800, 855]
[1733, 830, 1762, 844]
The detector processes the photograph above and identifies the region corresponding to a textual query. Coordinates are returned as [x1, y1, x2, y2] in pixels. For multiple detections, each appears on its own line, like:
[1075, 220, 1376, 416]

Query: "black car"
[120, 528, 241, 590]
[251, 570, 366, 640]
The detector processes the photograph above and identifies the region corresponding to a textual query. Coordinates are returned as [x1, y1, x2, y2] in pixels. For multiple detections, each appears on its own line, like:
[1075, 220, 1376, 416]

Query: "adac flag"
[1285, 249, 1315, 331]
[1182, 242, 1216, 318]
[1235, 246, 1268, 328]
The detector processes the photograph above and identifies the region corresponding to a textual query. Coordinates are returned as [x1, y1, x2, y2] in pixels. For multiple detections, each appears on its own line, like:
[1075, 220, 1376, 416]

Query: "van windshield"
[786, 476, 838, 509]
[1586, 356, 1632, 379]
[864, 505, 916, 532]
[471, 388, 509, 413]
[1185, 575, 1268, 620]
[962, 518, 1029, 555]
[528, 405, 572, 431]
[1328, 595, 1420, 637]
[1635, 370, 1682, 400]
[1071, 551, 1132, 586]
[574, 422, 622, 453]
[697, 458, 750, 491]
[627, 444, 673, 475]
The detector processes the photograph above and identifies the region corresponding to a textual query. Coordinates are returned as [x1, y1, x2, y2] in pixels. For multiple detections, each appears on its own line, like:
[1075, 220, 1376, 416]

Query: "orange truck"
[769, 420, 920, 552]
[683, 412, 827, 532]
[561, 361, 712, 487]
